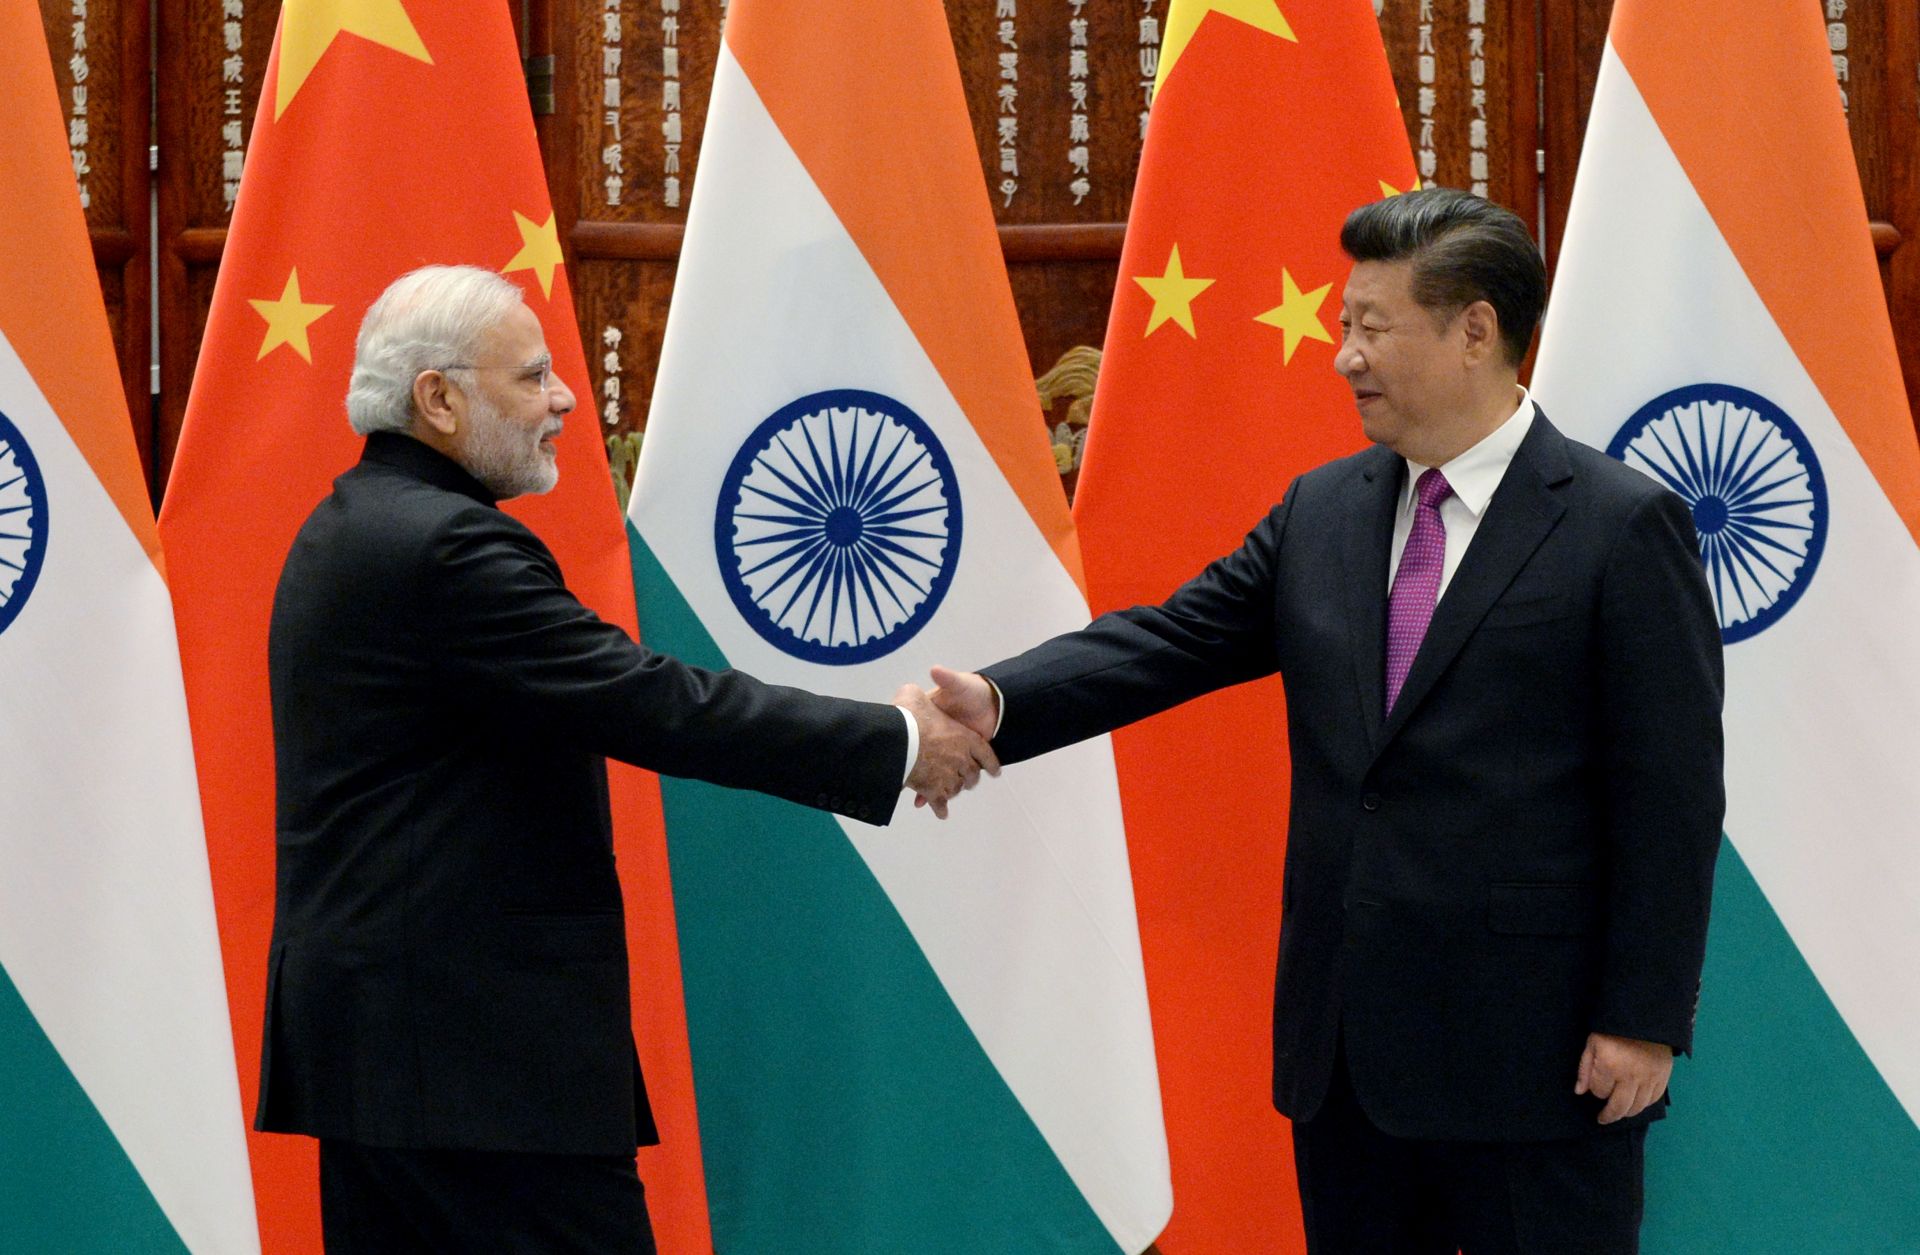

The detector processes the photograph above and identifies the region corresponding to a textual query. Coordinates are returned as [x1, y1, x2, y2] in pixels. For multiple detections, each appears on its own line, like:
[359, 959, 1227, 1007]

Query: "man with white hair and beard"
[262, 265, 994, 1252]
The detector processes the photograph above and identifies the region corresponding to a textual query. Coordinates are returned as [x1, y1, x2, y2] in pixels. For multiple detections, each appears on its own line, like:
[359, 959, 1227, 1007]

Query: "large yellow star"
[1157, 0, 1295, 95]
[1134, 244, 1216, 339]
[1253, 269, 1334, 364]
[250, 269, 334, 363]
[276, 0, 432, 120]
[503, 211, 565, 300]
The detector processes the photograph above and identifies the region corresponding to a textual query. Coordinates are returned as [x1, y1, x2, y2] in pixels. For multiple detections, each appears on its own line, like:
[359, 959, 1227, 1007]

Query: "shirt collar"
[361, 429, 498, 506]
[1401, 387, 1535, 519]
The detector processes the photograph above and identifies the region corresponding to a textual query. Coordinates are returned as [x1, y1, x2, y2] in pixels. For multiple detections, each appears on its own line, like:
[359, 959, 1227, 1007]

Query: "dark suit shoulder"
[296, 458, 554, 589]
[1558, 430, 1673, 506]
[1523, 411, 1670, 509]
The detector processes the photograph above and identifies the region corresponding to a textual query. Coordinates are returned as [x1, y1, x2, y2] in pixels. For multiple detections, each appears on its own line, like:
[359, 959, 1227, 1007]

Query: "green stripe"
[1646, 839, 1920, 1253]
[630, 524, 1120, 1254]
[0, 962, 188, 1253]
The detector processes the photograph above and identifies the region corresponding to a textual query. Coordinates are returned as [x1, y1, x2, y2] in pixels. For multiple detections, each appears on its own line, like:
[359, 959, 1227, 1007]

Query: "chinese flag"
[154, 3, 710, 1251]
[1071, 2, 1415, 1250]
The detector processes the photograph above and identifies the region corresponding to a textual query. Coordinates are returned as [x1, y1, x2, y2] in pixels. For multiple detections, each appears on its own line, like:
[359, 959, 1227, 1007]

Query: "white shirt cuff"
[899, 705, 918, 785]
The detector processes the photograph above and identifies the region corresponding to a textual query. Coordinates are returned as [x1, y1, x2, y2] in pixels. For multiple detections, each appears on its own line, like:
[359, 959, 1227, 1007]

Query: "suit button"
[1361, 794, 1381, 812]
[815, 793, 830, 807]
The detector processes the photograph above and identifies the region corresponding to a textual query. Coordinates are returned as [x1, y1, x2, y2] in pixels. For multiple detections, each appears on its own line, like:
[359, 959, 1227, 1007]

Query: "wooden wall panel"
[154, 0, 281, 495]
[40, 0, 150, 499]
[1379, 0, 1540, 222]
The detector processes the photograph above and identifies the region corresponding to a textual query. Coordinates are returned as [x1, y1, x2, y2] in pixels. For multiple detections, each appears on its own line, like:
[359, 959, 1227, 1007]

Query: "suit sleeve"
[1592, 489, 1726, 1053]
[427, 506, 907, 826]
[981, 487, 1295, 765]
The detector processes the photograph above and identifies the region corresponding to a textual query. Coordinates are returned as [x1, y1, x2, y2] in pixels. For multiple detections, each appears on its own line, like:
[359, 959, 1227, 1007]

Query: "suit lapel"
[1344, 445, 1403, 753]
[1375, 414, 1572, 752]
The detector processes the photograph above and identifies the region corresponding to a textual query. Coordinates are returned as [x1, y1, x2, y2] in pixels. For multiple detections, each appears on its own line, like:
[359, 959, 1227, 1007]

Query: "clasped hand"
[894, 670, 999, 819]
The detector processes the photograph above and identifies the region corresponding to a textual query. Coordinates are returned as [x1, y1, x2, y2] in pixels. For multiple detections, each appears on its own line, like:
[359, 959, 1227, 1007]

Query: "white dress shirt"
[1388, 389, 1536, 600]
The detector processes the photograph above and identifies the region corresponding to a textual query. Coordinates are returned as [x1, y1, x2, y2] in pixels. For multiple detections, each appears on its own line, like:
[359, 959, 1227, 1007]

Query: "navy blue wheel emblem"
[0, 407, 49, 637]
[716, 389, 961, 665]
[1607, 383, 1826, 644]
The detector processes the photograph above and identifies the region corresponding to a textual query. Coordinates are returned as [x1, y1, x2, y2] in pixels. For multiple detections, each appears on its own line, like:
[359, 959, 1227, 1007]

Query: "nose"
[547, 372, 577, 415]
[1334, 338, 1362, 379]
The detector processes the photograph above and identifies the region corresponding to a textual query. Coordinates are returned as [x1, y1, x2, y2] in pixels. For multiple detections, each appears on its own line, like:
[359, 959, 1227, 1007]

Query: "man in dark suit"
[264, 265, 995, 1252]
[929, 189, 1724, 1253]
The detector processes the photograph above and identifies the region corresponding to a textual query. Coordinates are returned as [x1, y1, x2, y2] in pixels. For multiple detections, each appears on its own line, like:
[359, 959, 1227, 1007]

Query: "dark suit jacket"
[984, 412, 1724, 1142]
[259, 432, 906, 1154]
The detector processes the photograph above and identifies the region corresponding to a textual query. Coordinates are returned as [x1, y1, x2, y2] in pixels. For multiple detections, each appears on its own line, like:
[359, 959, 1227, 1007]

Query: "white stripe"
[0, 331, 259, 1253]
[633, 45, 1169, 1249]
[1533, 46, 1920, 1127]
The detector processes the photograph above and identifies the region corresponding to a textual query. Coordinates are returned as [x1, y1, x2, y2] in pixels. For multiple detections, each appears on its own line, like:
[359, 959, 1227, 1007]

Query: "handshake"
[893, 665, 1002, 819]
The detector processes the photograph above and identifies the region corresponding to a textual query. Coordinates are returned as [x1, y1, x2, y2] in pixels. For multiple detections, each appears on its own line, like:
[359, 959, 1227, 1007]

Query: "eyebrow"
[523, 353, 553, 372]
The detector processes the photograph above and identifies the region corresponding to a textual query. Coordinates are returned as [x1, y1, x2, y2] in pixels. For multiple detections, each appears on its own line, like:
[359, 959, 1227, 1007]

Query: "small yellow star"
[1253, 269, 1334, 364]
[1157, 0, 1295, 94]
[276, 0, 432, 120]
[1379, 177, 1424, 198]
[503, 210, 565, 300]
[1134, 244, 1216, 339]
[250, 269, 334, 363]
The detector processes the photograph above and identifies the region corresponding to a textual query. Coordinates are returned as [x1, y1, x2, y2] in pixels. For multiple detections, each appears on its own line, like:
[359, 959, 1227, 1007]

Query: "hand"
[894, 683, 999, 819]
[927, 665, 999, 740]
[1575, 1032, 1673, 1124]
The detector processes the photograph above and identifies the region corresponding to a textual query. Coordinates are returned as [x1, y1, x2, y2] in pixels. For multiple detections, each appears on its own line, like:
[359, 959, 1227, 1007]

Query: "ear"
[1459, 299, 1502, 365]
[411, 368, 461, 439]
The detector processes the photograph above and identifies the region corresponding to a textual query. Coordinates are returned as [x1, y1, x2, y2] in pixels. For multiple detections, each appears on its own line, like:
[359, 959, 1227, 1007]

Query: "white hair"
[345, 265, 526, 436]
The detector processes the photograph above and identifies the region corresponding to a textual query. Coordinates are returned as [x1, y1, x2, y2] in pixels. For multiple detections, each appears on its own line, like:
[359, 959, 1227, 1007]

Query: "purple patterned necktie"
[1385, 468, 1453, 715]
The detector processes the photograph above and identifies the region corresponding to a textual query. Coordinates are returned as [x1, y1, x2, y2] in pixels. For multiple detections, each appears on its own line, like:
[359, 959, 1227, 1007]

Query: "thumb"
[929, 664, 968, 691]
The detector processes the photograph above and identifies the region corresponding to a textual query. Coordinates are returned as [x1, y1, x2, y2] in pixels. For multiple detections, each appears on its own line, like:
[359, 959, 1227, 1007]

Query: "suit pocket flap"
[1480, 592, 1573, 629]
[495, 910, 628, 961]
[1487, 882, 1597, 936]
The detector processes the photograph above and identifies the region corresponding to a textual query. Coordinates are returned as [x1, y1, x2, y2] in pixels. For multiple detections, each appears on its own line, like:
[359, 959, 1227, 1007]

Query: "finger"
[1621, 1078, 1653, 1122]
[913, 793, 927, 809]
[1574, 1041, 1596, 1096]
[1597, 1078, 1639, 1125]
[973, 738, 1002, 776]
[931, 795, 950, 820]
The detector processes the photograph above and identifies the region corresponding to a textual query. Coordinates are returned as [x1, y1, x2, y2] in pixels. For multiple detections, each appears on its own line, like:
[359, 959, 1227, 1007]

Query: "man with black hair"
[930, 188, 1724, 1253]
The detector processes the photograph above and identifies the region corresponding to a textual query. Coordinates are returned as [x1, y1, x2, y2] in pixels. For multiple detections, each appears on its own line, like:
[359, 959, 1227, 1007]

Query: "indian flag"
[1531, 0, 1920, 1246]
[626, 1, 1170, 1250]
[0, 5, 257, 1251]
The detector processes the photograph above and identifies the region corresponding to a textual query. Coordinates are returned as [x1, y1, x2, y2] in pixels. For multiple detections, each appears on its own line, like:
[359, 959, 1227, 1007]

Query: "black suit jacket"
[259, 432, 906, 1154]
[985, 412, 1725, 1142]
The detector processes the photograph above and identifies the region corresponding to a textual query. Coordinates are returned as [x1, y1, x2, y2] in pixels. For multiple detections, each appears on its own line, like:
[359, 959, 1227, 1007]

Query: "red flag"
[1072, 2, 1415, 1249]
[154, 3, 709, 1250]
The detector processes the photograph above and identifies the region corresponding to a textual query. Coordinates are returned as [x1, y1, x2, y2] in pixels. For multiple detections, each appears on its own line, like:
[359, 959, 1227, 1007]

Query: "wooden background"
[43, 0, 1920, 508]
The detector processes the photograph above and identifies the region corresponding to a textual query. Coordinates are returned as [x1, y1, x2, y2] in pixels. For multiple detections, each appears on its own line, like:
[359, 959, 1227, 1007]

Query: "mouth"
[1352, 390, 1382, 408]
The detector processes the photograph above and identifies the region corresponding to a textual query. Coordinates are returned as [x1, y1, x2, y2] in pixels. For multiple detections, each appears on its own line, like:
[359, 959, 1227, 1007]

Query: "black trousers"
[319, 1140, 657, 1254]
[1292, 1050, 1646, 1255]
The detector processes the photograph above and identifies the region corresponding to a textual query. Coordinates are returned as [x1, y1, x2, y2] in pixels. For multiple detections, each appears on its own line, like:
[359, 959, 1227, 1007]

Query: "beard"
[459, 393, 560, 498]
